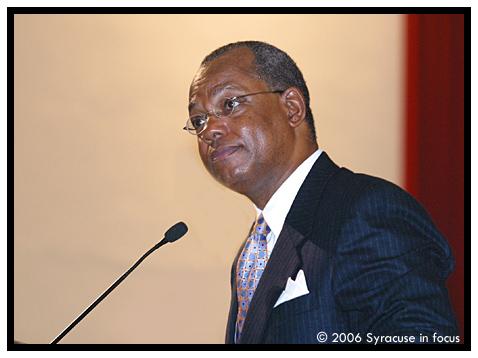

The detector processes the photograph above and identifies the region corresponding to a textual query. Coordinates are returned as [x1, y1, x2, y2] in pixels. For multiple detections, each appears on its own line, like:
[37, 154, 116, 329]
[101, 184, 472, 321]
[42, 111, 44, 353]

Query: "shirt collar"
[254, 149, 322, 238]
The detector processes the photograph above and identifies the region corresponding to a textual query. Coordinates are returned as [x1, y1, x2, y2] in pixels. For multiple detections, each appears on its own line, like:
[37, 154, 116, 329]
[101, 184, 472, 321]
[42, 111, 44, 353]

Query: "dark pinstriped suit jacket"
[225, 152, 458, 344]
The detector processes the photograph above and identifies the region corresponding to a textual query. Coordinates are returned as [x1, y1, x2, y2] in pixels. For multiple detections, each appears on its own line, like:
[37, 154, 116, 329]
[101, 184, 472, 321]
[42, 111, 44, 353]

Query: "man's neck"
[248, 144, 319, 209]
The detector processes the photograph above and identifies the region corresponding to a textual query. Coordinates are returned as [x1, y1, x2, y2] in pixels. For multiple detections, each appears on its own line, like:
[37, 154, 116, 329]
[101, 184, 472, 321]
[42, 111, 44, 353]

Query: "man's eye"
[223, 98, 240, 114]
[191, 116, 206, 129]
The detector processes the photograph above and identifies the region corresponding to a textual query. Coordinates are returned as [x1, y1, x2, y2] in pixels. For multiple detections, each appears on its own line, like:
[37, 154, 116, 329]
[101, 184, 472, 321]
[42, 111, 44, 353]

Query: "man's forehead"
[204, 47, 256, 72]
[189, 48, 258, 96]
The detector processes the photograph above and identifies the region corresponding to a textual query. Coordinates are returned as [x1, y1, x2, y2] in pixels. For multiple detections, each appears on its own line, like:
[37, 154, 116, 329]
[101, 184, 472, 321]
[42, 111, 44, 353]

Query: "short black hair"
[201, 41, 317, 141]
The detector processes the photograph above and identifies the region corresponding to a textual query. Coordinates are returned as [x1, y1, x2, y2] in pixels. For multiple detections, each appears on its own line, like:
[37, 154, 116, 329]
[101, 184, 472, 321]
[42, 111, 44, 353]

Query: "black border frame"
[7, 6, 471, 351]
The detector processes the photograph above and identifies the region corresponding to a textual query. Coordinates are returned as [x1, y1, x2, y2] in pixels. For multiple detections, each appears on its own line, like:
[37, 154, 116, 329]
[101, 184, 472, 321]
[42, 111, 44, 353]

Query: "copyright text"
[315, 332, 460, 344]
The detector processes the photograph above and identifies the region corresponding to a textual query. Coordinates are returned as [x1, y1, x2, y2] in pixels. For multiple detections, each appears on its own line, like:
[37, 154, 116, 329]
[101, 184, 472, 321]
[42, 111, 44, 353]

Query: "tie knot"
[254, 214, 271, 237]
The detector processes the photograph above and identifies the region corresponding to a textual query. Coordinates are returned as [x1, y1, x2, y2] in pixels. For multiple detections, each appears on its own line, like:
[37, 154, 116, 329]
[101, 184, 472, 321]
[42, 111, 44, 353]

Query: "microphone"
[161, 221, 188, 244]
[50, 221, 188, 344]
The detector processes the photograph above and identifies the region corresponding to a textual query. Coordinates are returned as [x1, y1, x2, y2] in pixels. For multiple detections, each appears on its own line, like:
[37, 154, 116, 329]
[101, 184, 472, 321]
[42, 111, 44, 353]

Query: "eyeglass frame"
[183, 89, 285, 135]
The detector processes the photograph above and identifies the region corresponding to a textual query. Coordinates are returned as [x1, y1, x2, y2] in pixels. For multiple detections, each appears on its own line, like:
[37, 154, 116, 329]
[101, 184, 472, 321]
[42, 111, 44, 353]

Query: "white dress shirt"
[254, 149, 322, 257]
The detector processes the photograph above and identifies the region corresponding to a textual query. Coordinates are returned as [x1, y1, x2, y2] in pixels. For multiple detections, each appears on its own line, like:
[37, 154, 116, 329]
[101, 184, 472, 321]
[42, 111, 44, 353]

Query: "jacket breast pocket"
[265, 298, 323, 344]
[271, 293, 317, 322]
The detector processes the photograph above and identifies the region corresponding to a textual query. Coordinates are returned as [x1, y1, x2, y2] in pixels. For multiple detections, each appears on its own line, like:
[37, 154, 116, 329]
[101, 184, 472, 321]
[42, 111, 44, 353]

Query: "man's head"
[200, 41, 316, 141]
[188, 41, 318, 208]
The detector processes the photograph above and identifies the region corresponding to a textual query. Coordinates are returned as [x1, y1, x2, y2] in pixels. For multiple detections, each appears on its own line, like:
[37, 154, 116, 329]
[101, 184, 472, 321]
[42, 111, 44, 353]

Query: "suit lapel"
[225, 244, 241, 344]
[225, 223, 252, 343]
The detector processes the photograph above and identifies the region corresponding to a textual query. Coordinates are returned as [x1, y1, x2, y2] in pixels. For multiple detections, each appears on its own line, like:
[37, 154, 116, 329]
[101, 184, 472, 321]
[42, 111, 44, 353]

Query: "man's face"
[188, 48, 295, 198]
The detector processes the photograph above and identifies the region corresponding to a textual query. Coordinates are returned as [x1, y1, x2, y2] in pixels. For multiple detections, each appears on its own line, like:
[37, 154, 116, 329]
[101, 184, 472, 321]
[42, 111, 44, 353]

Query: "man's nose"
[200, 114, 228, 144]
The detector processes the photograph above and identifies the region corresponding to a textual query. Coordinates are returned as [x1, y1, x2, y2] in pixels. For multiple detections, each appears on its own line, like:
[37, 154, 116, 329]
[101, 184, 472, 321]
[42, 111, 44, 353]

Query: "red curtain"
[405, 14, 464, 340]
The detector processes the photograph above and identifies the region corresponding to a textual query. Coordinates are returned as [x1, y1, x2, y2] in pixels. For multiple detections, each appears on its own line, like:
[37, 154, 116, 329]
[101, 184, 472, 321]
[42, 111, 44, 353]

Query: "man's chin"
[211, 167, 251, 194]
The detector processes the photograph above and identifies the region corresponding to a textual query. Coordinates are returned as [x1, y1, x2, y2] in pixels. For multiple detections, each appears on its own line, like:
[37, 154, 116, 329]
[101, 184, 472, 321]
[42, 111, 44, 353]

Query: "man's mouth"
[210, 145, 241, 162]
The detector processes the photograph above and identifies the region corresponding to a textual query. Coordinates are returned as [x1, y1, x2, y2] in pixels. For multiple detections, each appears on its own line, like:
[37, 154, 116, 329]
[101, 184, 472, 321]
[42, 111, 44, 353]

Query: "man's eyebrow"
[188, 84, 238, 112]
[212, 84, 237, 96]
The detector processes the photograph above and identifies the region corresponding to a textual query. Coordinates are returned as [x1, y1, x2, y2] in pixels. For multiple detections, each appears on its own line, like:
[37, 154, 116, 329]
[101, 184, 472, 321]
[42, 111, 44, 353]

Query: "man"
[185, 41, 458, 344]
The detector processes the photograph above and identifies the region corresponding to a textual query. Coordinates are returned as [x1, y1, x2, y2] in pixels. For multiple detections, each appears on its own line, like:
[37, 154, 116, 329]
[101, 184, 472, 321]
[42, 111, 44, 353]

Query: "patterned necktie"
[235, 214, 271, 342]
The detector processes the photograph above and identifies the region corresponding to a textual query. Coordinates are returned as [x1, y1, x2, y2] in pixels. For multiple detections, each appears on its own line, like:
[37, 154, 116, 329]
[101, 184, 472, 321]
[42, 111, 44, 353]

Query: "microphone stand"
[50, 239, 168, 344]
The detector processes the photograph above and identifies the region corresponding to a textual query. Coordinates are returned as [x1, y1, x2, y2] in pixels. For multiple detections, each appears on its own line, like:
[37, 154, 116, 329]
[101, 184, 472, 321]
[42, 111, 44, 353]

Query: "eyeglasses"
[183, 90, 285, 135]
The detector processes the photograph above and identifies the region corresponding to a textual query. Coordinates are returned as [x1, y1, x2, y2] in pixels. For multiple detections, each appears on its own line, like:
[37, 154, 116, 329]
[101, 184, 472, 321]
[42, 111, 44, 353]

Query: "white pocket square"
[273, 269, 310, 308]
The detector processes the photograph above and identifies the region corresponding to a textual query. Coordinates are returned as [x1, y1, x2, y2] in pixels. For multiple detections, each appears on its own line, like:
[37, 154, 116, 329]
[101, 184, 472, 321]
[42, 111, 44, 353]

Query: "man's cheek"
[198, 145, 208, 164]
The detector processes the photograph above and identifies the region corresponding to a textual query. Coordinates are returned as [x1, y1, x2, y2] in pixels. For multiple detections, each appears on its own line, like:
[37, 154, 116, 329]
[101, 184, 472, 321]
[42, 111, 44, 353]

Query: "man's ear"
[282, 87, 307, 128]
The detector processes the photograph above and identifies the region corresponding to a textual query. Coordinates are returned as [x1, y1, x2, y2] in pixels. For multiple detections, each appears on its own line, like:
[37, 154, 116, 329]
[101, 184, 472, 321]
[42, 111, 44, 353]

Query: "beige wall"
[14, 14, 404, 343]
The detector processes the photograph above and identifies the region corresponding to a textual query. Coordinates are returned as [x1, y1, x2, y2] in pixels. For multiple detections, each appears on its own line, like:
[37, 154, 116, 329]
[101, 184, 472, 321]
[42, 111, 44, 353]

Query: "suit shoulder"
[331, 167, 408, 200]
[328, 168, 433, 220]
[315, 166, 453, 268]
[328, 168, 454, 279]
[347, 171, 438, 223]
